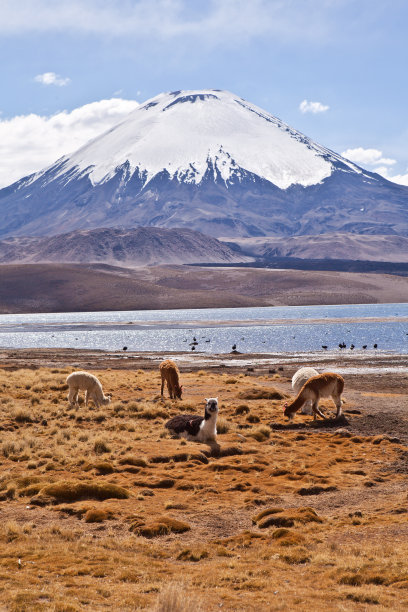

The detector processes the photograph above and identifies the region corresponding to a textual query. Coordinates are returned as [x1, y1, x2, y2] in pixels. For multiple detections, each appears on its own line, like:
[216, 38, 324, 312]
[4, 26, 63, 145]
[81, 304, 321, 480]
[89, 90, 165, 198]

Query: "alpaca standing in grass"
[66, 371, 111, 408]
[292, 366, 319, 415]
[165, 398, 219, 442]
[160, 359, 183, 399]
[284, 373, 344, 421]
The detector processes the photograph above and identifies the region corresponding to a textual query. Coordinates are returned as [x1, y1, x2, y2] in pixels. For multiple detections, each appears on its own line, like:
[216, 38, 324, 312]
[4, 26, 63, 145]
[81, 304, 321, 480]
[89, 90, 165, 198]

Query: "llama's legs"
[334, 394, 343, 419]
[312, 396, 326, 420]
[68, 387, 77, 406]
[167, 381, 173, 399]
[161, 377, 165, 397]
[301, 399, 313, 415]
[85, 390, 89, 408]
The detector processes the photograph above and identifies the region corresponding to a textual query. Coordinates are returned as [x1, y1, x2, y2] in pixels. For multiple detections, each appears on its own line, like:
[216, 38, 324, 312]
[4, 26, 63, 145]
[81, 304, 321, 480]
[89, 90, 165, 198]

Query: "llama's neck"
[287, 387, 315, 412]
[199, 412, 218, 440]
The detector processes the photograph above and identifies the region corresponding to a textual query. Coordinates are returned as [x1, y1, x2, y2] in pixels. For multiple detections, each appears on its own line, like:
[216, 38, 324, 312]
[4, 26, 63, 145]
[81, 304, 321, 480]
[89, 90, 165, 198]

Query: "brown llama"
[160, 359, 183, 399]
[283, 373, 344, 421]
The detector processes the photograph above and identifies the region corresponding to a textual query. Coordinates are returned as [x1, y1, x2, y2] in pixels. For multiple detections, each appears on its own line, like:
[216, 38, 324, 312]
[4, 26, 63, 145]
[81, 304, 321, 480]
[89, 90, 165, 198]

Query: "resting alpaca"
[160, 359, 183, 399]
[284, 373, 344, 421]
[165, 398, 218, 442]
[66, 371, 111, 408]
[292, 367, 319, 415]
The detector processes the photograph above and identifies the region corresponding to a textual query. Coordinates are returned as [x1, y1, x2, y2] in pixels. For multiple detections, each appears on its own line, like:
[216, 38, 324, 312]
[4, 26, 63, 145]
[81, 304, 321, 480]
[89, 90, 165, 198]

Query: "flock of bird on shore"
[179, 335, 379, 352]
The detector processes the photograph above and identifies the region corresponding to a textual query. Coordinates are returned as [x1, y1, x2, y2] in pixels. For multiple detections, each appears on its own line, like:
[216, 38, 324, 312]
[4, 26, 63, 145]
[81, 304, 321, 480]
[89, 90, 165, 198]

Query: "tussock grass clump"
[37, 479, 130, 503]
[84, 508, 111, 523]
[216, 417, 230, 434]
[177, 548, 208, 562]
[135, 407, 169, 420]
[164, 501, 188, 510]
[149, 452, 208, 465]
[270, 468, 289, 477]
[235, 404, 250, 415]
[94, 462, 115, 474]
[93, 438, 111, 454]
[118, 455, 148, 467]
[130, 516, 190, 538]
[151, 582, 205, 612]
[271, 528, 305, 546]
[3, 520, 22, 542]
[280, 547, 311, 564]
[13, 408, 34, 423]
[247, 426, 270, 442]
[297, 485, 338, 496]
[252, 507, 284, 524]
[238, 387, 286, 400]
[253, 506, 323, 529]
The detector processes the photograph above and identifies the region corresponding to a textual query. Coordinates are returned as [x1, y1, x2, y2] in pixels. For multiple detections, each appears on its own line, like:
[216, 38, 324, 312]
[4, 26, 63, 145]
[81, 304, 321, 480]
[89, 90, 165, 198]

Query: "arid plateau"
[0, 348, 407, 610]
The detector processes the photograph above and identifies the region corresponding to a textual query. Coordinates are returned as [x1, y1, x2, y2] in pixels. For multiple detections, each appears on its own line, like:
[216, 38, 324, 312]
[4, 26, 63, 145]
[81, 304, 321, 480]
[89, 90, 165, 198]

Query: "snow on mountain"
[50, 89, 361, 190]
[0, 89, 407, 242]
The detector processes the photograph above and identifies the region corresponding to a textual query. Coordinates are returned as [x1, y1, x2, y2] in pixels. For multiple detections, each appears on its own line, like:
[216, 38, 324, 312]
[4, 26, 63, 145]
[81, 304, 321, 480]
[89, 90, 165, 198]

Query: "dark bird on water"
[322, 345, 328, 350]
[232, 344, 237, 350]
[362, 345, 367, 349]
[123, 346, 127, 351]
[373, 343, 378, 349]
[350, 344, 355, 350]
[191, 345, 195, 351]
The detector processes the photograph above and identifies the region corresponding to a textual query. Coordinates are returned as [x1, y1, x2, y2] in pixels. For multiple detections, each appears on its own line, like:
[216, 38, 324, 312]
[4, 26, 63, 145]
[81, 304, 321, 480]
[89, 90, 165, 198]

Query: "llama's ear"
[283, 403, 287, 410]
[205, 398, 209, 403]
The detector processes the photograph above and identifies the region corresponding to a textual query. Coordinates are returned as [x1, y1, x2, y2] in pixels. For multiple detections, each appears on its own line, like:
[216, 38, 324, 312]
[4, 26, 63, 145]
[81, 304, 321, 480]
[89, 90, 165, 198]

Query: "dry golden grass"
[0, 363, 407, 611]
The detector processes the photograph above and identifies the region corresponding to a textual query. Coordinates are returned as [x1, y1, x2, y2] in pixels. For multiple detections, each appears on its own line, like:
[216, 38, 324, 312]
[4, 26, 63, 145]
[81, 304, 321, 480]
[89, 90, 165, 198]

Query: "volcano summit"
[0, 89, 407, 241]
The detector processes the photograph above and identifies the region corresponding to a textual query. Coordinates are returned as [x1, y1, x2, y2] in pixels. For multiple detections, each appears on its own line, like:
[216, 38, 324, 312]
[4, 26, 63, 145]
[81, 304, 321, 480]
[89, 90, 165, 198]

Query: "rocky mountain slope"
[1, 89, 407, 241]
[229, 233, 408, 262]
[0, 227, 250, 266]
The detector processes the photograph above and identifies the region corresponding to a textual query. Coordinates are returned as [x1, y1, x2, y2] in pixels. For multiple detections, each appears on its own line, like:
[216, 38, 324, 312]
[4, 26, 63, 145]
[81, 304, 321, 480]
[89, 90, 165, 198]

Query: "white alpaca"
[292, 367, 319, 415]
[66, 371, 111, 408]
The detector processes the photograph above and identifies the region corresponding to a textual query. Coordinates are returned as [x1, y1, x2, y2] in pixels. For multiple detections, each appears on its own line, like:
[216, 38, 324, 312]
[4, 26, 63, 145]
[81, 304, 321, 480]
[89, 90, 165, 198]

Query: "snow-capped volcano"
[0, 89, 407, 240]
[51, 89, 360, 190]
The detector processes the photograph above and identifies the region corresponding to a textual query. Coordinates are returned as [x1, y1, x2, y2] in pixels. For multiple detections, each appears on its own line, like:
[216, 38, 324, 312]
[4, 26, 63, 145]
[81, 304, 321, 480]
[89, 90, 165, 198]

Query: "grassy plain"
[0, 354, 407, 611]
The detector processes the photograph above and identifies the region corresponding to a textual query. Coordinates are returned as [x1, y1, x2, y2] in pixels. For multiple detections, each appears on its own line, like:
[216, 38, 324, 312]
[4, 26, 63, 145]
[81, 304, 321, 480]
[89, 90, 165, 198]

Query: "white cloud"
[0, 0, 343, 44]
[341, 147, 408, 186]
[341, 147, 396, 167]
[0, 98, 139, 188]
[299, 99, 329, 114]
[34, 72, 71, 86]
[370, 166, 408, 186]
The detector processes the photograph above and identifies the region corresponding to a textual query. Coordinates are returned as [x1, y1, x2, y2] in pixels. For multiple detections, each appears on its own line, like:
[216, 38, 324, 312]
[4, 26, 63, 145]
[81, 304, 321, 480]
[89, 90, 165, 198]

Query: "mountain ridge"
[0, 227, 251, 266]
[0, 89, 407, 241]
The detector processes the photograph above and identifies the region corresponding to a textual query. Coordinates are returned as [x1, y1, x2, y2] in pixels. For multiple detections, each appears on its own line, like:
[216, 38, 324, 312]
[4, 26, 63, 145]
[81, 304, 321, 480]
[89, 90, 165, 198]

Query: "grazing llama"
[292, 366, 319, 415]
[165, 398, 219, 442]
[160, 359, 183, 399]
[284, 373, 344, 421]
[66, 371, 111, 408]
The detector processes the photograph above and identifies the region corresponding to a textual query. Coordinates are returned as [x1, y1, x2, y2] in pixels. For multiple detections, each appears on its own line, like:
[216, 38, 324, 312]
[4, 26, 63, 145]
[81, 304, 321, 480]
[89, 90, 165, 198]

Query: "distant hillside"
[228, 233, 408, 263]
[1, 263, 408, 313]
[0, 227, 251, 266]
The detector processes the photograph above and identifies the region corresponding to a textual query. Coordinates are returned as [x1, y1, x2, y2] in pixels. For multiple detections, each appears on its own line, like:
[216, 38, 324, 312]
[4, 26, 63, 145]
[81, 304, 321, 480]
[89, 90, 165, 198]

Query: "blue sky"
[0, 0, 407, 187]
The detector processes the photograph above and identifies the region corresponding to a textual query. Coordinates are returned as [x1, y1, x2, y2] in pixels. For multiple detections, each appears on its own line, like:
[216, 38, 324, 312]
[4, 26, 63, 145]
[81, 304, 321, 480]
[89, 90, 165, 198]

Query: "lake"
[0, 303, 407, 354]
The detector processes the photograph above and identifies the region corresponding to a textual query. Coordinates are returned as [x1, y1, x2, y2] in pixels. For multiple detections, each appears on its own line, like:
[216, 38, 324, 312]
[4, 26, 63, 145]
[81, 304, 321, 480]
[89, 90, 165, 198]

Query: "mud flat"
[0, 348, 407, 610]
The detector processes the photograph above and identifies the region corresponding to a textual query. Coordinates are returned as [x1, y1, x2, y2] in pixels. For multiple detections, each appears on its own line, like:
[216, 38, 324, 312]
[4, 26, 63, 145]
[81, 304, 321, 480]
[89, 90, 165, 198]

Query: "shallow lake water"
[1, 303, 407, 354]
